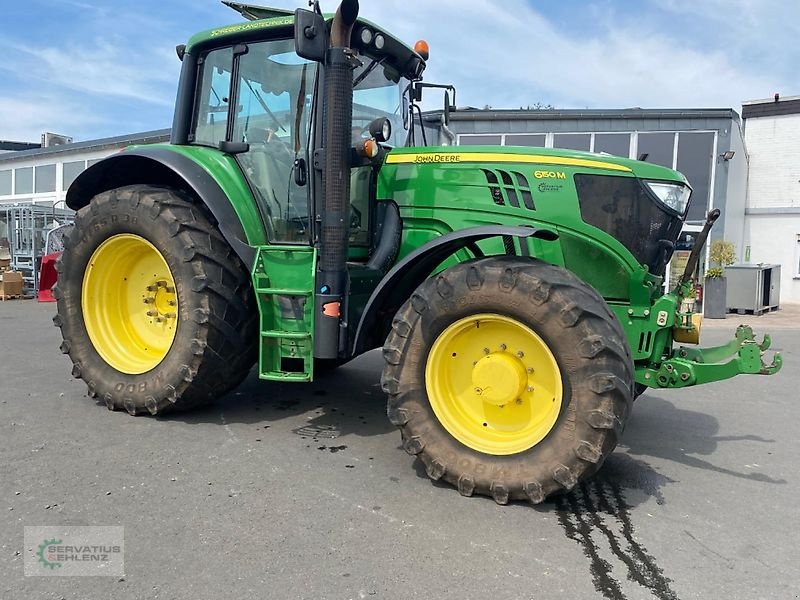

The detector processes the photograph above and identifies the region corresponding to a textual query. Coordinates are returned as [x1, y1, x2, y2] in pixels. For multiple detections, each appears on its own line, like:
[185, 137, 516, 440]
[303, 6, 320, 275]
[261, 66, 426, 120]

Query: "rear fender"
[66, 146, 266, 268]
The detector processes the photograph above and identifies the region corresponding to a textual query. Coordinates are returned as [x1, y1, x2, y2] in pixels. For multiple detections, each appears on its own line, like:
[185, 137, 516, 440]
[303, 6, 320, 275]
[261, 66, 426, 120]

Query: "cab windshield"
[352, 55, 408, 147]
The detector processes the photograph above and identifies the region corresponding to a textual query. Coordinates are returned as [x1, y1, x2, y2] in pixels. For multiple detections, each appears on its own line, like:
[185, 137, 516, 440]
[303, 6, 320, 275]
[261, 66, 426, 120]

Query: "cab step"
[252, 246, 317, 382]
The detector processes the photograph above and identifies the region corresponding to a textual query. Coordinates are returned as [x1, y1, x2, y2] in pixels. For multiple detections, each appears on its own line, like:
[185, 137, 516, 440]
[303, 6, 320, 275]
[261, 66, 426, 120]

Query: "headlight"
[644, 181, 692, 216]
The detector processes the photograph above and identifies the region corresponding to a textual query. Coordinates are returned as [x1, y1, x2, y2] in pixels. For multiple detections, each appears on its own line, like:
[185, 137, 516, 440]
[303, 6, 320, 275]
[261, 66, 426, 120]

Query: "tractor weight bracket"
[637, 326, 782, 388]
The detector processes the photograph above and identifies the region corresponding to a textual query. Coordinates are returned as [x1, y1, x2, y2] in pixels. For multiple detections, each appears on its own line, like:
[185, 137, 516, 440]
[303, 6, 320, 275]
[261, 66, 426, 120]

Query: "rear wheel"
[54, 185, 257, 415]
[381, 256, 634, 504]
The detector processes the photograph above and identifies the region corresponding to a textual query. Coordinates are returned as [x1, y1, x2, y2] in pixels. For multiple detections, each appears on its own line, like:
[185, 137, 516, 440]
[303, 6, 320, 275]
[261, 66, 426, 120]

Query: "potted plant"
[680, 283, 697, 313]
[703, 240, 736, 319]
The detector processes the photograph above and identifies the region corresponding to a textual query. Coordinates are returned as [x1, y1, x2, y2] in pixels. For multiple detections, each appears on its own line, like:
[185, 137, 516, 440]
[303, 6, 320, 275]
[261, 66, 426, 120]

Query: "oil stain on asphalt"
[553, 453, 680, 600]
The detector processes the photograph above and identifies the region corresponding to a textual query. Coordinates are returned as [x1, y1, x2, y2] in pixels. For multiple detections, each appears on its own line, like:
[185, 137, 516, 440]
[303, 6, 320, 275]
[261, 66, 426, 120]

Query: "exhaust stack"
[315, 0, 359, 359]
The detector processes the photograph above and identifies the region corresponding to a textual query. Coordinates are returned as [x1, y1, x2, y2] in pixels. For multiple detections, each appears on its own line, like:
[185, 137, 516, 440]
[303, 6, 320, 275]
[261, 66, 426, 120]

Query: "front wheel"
[381, 257, 634, 504]
[54, 185, 257, 415]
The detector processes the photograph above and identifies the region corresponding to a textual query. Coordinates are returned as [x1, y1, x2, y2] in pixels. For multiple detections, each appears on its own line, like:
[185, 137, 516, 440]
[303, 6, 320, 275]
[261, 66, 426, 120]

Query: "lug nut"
[146, 310, 158, 317]
[527, 386, 534, 393]
[483, 348, 490, 354]
[527, 367, 534, 374]
[165, 312, 176, 319]
[167, 300, 177, 306]
[143, 298, 154, 304]
[500, 344, 507, 351]
[147, 285, 158, 292]
[515, 399, 523, 405]
[155, 316, 164, 323]
[517, 351, 524, 358]
[166, 286, 175, 293]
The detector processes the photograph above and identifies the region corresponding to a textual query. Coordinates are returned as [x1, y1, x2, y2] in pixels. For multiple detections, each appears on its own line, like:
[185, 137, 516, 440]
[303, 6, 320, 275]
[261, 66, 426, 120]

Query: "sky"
[0, 0, 797, 142]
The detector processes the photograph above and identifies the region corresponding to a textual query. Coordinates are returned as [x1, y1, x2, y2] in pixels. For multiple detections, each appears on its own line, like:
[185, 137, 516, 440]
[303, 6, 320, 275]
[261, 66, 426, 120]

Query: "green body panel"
[130, 143, 268, 246]
[376, 145, 676, 300]
[374, 145, 781, 387]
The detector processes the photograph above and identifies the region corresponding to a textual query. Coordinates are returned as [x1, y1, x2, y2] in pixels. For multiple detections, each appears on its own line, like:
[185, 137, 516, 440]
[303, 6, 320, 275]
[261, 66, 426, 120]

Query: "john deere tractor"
[55, 0, 782, 504]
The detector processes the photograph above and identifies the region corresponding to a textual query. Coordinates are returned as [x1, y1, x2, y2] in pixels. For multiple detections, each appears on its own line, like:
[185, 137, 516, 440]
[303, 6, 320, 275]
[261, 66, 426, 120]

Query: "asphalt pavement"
[1, 299, 798, 600]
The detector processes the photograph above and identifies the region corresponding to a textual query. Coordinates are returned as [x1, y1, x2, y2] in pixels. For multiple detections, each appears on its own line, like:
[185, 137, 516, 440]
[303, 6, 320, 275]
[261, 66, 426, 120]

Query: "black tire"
[54, 185, 257, 415]
[634, 383, 648, 400]
[381, 256, 634, 505]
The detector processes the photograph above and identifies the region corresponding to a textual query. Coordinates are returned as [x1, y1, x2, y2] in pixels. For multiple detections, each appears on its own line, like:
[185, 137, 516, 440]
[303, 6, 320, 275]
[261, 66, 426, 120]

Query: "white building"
[0, 129, 169, 213]
[742, 96, 800, 303]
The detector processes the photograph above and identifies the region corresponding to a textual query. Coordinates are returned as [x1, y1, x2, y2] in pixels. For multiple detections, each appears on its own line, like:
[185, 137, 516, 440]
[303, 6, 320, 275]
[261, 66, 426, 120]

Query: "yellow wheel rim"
[425, 313, 563, 455]
[81, 234, 179, 375]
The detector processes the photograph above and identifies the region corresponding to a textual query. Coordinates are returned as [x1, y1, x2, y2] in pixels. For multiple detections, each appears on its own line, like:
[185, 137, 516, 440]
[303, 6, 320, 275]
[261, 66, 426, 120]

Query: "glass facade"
[35, 164, 56, 193]
[553, 133, 591, 152]
[459, 134, 502, 146]
[677, 132, 715, 222]
[594, 133, 630, 157]
[505, 134, 546, 147]
[15, 167, 33, 195]
[0, 170, 11, 195]
[637, 132, 675, 168]
[62, 161, 85, 190]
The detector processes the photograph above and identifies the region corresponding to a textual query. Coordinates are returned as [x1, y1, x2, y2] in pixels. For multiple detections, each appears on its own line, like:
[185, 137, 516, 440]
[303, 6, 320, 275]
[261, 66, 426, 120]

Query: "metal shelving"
[0, 203, 74, 292]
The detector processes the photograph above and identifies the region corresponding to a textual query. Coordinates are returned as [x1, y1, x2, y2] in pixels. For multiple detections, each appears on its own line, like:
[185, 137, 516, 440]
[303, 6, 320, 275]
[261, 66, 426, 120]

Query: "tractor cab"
[177, 7, 420, 248]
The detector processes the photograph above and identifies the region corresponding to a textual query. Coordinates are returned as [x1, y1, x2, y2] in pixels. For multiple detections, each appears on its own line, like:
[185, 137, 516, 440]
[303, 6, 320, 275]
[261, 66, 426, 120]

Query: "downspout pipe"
[315, 0, 359, 359]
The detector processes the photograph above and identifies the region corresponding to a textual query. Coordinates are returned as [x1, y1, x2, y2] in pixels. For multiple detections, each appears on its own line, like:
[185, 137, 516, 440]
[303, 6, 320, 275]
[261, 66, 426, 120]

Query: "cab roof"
[185, 2, 425, 81]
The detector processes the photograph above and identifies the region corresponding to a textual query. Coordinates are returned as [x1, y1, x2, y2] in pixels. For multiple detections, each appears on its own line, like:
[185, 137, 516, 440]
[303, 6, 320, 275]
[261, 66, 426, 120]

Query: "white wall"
[743, 214, 799, 303]
[746, 113, 800, 209]
[743, 111, 800, 302]
[0, 148, 120, 208]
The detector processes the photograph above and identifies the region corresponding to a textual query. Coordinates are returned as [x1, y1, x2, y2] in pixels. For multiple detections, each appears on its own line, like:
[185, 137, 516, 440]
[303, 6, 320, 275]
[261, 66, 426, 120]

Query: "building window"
[458, 134, 502, 146]
[62, 161, 85, 190]
[15, 167, 33, 195]
[553, 133, 591, 151]
[35, 164, 57, 193]
[676, 132, 715, 223]
[636, 132, 676, 168]
[594, 133, 631, 158]
[505, 134, 546, 147]
[87, 158, 104, 167]
[0, 170, 11, 196]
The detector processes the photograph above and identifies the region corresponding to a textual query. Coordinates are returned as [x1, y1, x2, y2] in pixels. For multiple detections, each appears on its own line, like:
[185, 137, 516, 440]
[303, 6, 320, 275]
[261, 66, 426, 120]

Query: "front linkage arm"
[638, 325, 783, 389]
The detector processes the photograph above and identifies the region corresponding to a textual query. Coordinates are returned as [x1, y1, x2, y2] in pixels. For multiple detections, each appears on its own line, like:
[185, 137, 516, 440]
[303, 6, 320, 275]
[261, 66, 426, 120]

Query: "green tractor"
[55, 0, 782, 504]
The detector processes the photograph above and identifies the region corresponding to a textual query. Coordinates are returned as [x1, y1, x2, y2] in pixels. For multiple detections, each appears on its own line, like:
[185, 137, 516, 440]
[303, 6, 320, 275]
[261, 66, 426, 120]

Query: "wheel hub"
[425, 313, 563, 455]
[471, 352, 527, 407]
[81, 234, 179, 375]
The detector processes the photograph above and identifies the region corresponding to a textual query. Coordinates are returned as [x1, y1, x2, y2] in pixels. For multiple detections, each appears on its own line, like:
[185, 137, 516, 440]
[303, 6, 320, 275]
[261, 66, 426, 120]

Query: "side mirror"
[295, 9, 328, 62]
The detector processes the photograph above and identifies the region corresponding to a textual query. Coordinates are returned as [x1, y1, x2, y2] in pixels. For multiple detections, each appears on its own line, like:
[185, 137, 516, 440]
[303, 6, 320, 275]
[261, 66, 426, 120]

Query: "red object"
[38, 252, 60, 302]
[322, 301, 341, 317]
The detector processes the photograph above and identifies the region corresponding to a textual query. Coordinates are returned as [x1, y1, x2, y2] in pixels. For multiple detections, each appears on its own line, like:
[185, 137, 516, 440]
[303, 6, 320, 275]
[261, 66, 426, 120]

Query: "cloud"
[0, 94, 106, 142]
[350, 0, 792, 110]
[1, 0, 797, 142]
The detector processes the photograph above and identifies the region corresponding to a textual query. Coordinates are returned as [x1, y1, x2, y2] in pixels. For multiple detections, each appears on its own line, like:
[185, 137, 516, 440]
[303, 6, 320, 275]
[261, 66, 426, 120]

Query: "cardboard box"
[0, 271, 24, 298]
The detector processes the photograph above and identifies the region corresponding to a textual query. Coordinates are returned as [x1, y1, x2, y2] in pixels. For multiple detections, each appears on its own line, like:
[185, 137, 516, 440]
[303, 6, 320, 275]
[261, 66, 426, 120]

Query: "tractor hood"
[384, 145, 688, 184]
